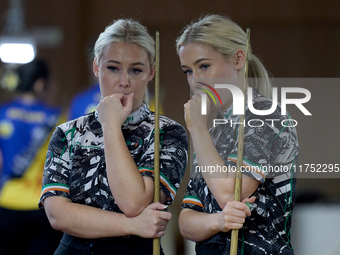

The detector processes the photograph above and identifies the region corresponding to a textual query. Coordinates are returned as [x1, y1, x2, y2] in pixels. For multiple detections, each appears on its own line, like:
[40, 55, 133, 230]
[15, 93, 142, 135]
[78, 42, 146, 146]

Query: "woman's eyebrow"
[181, 58, 211, 68]
[193, 58, 211, 65]
[106, 60, 121, 64]
[131, 62, 145, 66]
[106, 60, 145, 66]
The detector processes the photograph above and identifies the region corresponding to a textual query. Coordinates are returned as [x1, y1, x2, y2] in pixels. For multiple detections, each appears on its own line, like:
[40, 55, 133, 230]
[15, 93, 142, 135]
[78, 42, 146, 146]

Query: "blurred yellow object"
[1, 71, 19, 91]
[0, 120, 14, 139]
[149, 95, 164, 115]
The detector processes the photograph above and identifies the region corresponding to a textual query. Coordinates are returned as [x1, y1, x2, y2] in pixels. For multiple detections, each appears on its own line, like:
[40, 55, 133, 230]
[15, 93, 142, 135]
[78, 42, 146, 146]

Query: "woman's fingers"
[241, 196, 256, 216]
[242, 196, 256, 204]
[224, 202, 248, 218]
[97, 93, 134, 127]
[132, 202, 172, 238]
[147, 202, 167, 210]
[217, 200, 255, 232]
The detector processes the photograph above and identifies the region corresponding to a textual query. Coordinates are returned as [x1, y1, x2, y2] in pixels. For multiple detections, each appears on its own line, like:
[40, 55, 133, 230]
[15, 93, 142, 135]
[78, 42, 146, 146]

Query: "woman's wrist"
[209, 213, 221, 233]
[101, 122, 122, 133]
[119, 214, 135, 236]
[189, 125, 209, 138]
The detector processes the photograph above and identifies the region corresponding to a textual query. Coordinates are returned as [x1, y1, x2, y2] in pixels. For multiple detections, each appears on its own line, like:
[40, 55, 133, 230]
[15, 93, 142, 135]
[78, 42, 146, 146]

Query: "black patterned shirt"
[39, 103, 188, 213]
[182, 90, 298, 255]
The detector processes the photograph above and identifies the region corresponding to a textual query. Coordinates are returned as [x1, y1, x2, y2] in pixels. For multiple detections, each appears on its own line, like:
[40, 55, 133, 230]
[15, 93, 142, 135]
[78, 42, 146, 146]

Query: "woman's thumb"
[242, 196, 256, 204]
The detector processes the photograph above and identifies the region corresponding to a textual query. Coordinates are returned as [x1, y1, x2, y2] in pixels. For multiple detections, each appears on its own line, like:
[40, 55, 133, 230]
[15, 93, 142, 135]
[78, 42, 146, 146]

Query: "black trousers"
[196, 243, 222, 255]
[0, 207, 62, 255]
[54, 233, 165, 255]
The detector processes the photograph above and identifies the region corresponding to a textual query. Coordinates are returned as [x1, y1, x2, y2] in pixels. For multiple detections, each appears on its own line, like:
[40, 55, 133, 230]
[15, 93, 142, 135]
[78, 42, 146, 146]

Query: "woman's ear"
[234, 49, 245, 70]
[148, 64, 155, 81]
[93, 59, 99, 77]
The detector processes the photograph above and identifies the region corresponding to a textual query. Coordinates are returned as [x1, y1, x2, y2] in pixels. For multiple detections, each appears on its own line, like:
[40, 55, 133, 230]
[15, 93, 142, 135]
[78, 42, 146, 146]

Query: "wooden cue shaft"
[153, 31, 161, 255]
[230, 28, 251, 255]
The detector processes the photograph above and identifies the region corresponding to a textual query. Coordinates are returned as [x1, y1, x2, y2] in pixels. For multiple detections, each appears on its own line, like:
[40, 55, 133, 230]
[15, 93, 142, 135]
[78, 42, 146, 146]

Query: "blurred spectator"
[0, 58, 63, 255]
[68, 82, 101, 120]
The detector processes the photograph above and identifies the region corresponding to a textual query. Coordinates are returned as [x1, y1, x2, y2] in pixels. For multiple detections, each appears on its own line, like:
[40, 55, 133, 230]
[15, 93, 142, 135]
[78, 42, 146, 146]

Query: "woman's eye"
[200, 64, 210, 70]
[131, 68, 142, 74]
[107, 66, 118, 72]
[183, 69, 192, 75]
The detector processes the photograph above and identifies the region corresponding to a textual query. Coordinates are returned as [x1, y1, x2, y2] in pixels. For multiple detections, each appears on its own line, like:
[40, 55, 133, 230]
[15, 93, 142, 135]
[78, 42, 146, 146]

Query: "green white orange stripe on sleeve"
[228, 154, 266, 180]
[41, 183, 70, 197]
[182, 195, 204, 208]
[138, 167, 177, 199]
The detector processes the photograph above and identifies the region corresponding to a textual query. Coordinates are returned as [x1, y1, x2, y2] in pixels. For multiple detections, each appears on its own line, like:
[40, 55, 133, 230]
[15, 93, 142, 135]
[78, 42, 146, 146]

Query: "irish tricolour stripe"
[41, 183, 70, 197]
[183, 195, 204, 208]
[138, 167, 177, 200]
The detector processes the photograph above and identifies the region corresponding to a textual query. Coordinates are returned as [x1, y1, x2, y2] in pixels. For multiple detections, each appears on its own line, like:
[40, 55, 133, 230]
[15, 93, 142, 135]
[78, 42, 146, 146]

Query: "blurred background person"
[0, 58, 64, 255]
[68, 81, 101, 120]
[68, 41, 101, 121]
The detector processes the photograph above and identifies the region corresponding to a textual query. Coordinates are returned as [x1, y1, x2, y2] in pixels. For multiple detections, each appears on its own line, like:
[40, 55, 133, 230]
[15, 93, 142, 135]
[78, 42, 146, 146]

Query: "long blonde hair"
[176, 14, 272, 98]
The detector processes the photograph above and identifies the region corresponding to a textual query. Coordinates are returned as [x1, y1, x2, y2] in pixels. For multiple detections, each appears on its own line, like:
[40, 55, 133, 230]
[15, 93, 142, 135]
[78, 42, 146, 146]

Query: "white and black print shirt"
[182, 90, 298, 255]
[39, 103, 188, 213]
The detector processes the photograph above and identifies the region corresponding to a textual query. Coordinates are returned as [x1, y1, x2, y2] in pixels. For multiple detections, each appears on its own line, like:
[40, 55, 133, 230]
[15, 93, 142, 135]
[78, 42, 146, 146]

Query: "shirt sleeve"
[138, 123, 188, 205]
[181, 175, 205, 212]
[224, 105, 299, 184]
[38, 126, 72, 209]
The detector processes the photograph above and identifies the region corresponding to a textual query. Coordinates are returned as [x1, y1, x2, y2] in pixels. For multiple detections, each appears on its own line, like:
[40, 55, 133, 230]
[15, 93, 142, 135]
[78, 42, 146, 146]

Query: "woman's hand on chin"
[184, 92, 210, 133]
[97, 93, 134, 129]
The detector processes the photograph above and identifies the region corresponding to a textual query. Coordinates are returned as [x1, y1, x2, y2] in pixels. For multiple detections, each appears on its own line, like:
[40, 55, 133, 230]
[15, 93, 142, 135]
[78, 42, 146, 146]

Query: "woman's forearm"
[179, 199, 254, 242]
[190, 128, 259, 208]
[190, 128, 236, 206]
[102, 125, 154, 217]
[44, 197, 171, 239]
[179, 208, 220, 242]
[44, 196, 133, 238]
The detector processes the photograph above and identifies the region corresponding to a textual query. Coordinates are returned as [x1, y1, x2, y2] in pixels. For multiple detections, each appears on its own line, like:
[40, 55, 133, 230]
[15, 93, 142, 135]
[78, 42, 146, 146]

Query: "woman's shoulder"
[145, 110, 184, 129]
[57, 111, 98, 132]
[249, 90, 292, 121]
[143, 112, 188, 143]
[159, 114, 187, 133]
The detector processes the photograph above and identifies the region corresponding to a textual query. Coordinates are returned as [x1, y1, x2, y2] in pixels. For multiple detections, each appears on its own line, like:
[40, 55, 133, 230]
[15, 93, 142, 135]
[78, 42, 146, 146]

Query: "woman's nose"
[192, 70, 198, 80]
[120, 72, 130, 87]
[190, 71, 200, 87]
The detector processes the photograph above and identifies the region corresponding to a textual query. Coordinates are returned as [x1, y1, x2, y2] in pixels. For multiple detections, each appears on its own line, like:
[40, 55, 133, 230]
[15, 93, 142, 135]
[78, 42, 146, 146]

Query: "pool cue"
[153, 31, 161, 255]
[230, 28, 251, 255]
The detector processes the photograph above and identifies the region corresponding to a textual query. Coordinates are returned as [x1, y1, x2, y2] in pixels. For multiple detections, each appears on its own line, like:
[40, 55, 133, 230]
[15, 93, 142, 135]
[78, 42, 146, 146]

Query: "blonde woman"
[39, 19, 188, 255]
[177, 14, 298, 255]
